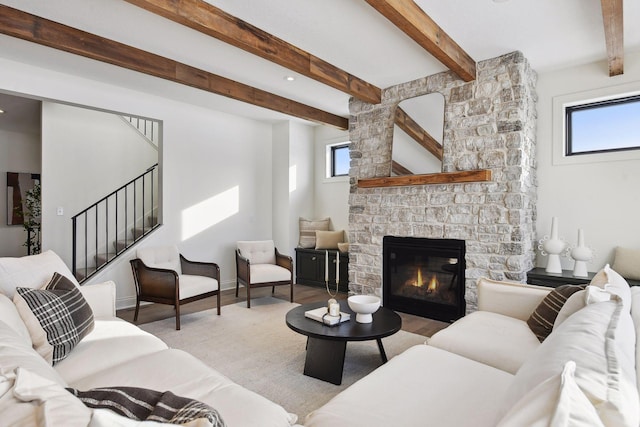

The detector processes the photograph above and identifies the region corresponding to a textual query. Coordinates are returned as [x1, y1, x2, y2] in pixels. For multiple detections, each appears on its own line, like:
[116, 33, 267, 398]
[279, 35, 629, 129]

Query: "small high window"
[329, 143, 350, 177]
[566, 94, 640, 156]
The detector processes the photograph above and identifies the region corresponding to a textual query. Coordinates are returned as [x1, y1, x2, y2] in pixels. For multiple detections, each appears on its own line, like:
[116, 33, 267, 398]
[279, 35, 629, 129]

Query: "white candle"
[329, 302, 339, 316]
[336, 252, 340, 285]
[325, 250, 328, 282]
[577, 228, 585, 247]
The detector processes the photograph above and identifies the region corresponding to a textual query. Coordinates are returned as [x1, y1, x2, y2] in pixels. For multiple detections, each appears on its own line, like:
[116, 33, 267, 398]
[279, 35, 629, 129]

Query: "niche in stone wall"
[391, 92, 444, 176]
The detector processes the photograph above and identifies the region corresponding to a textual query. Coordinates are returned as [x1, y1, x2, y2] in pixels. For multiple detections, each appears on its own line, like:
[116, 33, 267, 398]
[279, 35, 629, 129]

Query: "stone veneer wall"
[348, 51, 538, 312]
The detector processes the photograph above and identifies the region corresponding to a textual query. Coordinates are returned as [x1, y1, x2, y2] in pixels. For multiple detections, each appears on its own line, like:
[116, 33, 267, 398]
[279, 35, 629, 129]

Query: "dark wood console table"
[295, 248, 349, 293]
[527, 267, 640, 288]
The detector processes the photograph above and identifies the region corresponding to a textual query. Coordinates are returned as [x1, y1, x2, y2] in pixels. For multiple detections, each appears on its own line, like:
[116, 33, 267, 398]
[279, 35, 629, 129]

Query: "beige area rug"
[140, 297, 428, 421]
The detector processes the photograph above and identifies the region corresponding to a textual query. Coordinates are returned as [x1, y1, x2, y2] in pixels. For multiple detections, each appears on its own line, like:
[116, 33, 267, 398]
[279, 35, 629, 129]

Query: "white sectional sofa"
[305, 266, 640, 427]
[0, 251, 299, 426]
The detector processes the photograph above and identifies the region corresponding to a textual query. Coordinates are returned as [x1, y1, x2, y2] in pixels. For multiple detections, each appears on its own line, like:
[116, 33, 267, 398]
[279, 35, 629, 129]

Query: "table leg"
[376, 338, 388, 363]
[304, 337, 347, 385]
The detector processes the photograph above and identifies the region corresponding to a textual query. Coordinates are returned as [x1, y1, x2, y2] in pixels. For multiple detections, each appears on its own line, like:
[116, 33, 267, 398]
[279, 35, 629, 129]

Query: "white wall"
[288, 122, 315, 253]
[41, 102, 158, 266]
[536, 51, 640, 272]
[313, 126, 350, 234]
[0, 56, 274, 308]
[272, 121, 315, 256]
[0, 128, 41, 256]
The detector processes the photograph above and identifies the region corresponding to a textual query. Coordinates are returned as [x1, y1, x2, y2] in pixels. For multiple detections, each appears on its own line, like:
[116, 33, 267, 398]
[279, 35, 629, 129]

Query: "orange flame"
[427, 275, 438, 293]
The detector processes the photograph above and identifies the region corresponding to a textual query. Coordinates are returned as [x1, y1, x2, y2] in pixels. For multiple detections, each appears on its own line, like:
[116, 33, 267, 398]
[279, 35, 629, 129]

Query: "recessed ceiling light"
[0, 109, 4, 114]
[284, 76, 295, 82]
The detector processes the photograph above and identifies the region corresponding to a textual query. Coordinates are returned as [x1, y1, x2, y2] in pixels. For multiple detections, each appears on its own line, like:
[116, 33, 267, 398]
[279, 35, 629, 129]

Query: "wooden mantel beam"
[394, 107, 443, 160]
[124, 0, 382, 104]
[364, 0, 476, 82]
[600, 0, 624, 76]
[0, 5, 348, 129]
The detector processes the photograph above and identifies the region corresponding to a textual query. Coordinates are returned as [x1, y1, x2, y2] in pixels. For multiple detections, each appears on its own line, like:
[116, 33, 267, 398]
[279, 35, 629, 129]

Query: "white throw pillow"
[553, 286, 612, 330]
[497, 361, 604, 427]
[0, 250, 79, 298]
[0, 293, 32, 344]
[590, 264, 632, 311]
[499, 298, 639, 427]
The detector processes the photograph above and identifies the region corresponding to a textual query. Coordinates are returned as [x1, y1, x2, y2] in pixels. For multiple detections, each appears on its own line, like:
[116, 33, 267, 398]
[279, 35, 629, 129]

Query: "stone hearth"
[347, 51, 538, 312]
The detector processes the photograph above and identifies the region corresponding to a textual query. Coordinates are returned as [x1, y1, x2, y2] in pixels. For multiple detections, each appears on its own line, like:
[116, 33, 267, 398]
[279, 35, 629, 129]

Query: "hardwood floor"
[116, 283, 449, 337]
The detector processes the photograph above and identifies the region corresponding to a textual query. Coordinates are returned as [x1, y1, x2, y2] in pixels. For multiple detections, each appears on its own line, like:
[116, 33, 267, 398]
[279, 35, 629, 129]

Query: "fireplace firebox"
[383, 236, 465, 322]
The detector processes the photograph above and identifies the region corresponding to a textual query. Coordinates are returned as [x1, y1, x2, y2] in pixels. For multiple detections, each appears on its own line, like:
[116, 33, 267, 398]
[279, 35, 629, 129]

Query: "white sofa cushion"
[70, 348, 298, 427]
[80, 281, 117, 319]
[179, 274, 219, 300]
[500, 298, 639, 427]
[0, 367, 91, 427]
[0, 294, 31, 344]
[630, 287, 640, 394]
[0, 250, 80, 298]
[305, 345, 514, 427]
[0, 321, 66, 386]
[428, 310, 540, 374]
[137, 245, 182, 274]
[54, 318, 168, 385]
[497, 361, 604, 427]
[237, 240, 277, 265]
[477, 277, 552, 321]
[250, 264, 292, 284]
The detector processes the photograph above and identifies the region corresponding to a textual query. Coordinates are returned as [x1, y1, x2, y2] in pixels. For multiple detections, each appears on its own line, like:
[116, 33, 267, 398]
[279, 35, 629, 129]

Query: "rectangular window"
[330, 143, 350, 177]
[566, 94, 640, 156]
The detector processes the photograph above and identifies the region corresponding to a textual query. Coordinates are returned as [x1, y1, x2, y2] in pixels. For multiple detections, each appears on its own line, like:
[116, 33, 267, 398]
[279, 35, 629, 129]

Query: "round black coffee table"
[285, 300, 402, 385]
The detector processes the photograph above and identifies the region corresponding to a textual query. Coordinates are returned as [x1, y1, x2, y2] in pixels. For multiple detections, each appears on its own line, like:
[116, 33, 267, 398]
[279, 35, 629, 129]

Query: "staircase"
[72, 164, 159, 283]
[121, 115, 159, 148]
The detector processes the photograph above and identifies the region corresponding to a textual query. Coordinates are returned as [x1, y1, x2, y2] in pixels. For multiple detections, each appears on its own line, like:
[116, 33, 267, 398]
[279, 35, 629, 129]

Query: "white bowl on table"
[347, 295, 381, 323]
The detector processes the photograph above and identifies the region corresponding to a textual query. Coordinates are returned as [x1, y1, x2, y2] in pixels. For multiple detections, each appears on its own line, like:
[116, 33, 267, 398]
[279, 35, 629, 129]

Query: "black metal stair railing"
[72, 164, 159, 283]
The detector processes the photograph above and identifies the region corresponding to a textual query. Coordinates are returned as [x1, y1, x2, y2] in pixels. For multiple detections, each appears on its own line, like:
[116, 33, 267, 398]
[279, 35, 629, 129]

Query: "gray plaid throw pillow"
[16, 272, 94, 364]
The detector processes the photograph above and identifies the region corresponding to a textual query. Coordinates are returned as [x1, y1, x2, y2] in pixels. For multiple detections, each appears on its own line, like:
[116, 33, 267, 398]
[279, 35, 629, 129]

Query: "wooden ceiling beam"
[124, 0, 381, 104]
[394, 107, 443, 160]
[600, 0, 624, 76]
[0, 5, 348, 129]
[364, 0, 476, 82]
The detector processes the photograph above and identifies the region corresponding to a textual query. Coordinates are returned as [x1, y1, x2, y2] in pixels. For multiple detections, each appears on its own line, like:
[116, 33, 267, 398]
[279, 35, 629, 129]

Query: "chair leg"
[247, 285, 251, 309]
[272, 286, 275, 294]
[290, 282, 294, 303]
[133, 298, 141, 323]
[235, 280, 239, 298]
[175, 303, 181, 330]
[216, 291, 221, 315]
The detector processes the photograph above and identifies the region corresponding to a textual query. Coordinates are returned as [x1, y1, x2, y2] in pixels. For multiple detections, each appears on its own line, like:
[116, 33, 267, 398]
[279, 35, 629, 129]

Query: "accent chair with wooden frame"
[236, 240, 293, 308]
[130, 245, 221, 330]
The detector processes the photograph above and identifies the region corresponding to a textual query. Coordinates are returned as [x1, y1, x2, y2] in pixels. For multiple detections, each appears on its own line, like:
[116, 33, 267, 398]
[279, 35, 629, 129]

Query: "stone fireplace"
[347, 51, 538, 313]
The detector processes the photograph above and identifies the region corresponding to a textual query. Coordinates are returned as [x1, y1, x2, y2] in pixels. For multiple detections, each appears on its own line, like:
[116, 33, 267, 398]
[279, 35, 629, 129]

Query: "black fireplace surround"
[383, 236, 466, 323]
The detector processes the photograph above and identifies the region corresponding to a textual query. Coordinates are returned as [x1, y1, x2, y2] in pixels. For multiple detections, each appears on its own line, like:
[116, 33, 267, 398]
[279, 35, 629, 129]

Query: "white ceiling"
[0, 0, 638, 125]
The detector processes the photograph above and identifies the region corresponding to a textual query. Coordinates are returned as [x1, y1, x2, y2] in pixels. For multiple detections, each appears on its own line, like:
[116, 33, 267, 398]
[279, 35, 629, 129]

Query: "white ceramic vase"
[570, 229, 593, 278]
[538, 217, 567, 274]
